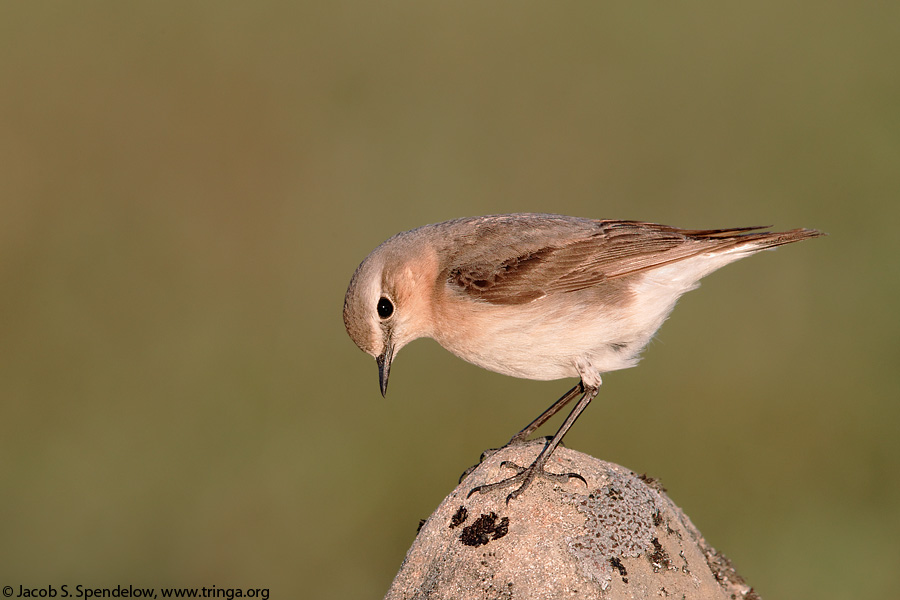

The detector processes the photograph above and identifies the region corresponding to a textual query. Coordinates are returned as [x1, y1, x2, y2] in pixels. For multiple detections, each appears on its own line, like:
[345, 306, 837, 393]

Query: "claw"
[467, 459, 586, 503]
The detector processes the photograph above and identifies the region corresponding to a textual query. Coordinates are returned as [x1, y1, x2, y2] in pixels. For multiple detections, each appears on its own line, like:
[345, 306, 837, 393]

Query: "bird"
[342, 213, 823, 502]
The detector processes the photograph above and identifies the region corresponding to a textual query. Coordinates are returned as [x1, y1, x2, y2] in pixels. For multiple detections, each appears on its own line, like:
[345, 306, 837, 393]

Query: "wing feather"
[443, 217, 809, 305]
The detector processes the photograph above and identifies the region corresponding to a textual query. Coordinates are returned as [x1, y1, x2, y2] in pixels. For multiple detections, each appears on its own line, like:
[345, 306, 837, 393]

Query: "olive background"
[1, 3, 898, 599]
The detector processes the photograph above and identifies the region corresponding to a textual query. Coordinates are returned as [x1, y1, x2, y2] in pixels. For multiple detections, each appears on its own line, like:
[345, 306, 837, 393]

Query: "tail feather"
[727, 227, 826, 251]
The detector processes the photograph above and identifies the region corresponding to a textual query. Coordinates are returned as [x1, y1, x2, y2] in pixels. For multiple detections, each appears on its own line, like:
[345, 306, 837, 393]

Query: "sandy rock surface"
[385, 442, 758, 600]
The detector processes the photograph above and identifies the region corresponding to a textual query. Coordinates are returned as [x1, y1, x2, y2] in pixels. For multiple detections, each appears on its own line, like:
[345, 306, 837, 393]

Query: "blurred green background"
[1, 2, 897, 598]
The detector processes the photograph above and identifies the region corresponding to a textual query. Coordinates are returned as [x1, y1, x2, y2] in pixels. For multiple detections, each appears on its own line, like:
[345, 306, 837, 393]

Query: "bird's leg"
[468, 382, 599, 503]
[458, 381, 584, 483]
[507, 381, 584, 445]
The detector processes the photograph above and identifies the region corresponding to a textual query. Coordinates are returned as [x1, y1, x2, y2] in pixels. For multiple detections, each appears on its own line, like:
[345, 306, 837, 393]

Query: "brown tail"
[722, 227, 826, 251]
[613, 221, 826, 248]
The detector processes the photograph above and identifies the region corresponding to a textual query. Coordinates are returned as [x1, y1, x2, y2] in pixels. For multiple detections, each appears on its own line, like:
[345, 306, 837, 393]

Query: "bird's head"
[343, 235, 439, 396]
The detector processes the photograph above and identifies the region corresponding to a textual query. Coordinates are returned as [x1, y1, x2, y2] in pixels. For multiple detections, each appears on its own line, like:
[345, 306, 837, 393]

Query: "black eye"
[377, 297, 394, 319]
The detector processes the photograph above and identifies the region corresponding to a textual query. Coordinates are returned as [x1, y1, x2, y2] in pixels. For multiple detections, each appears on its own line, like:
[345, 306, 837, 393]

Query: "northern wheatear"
[343, 214, 823, 502]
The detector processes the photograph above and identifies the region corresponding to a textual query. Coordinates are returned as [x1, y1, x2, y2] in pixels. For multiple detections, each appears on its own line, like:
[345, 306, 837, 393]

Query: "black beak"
[376, 343, 393, 397]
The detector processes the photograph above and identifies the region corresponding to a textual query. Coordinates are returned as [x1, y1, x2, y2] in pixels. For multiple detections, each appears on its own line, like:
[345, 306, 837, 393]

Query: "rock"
[384, 442, 758, 600]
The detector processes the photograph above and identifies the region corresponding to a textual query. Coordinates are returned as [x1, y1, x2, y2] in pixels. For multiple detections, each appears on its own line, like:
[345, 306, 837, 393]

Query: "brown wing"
[445, 218, 815, 305]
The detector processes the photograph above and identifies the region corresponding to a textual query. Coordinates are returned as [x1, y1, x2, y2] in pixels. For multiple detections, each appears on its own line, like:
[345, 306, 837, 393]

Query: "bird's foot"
[458, 436, 554, 483]
[467, 459, 586, 504]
